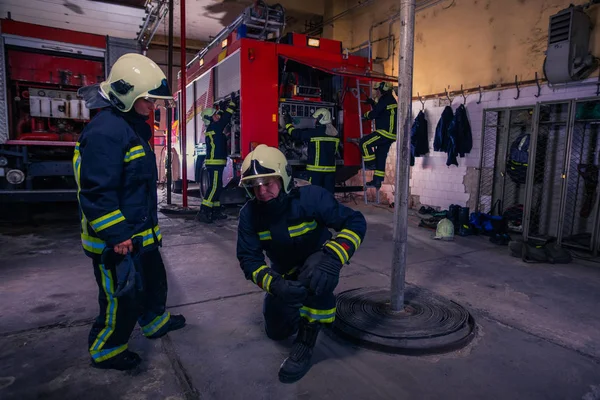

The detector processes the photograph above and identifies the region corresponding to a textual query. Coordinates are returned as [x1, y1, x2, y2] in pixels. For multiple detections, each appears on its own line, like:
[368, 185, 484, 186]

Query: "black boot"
[92, 350, 141, 371]
[458, 207, 472, 236]
[448, 204, 460, 233]
[196, 208, 213, 224]
[278, 319, 320, 383]
[212, 206, 228, 221]
[147, 314, 187, 339]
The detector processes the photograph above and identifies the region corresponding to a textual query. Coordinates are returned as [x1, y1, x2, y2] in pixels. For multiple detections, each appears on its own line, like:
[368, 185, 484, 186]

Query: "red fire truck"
[173, 2, 395, 203]
[0, 19, 144, 203]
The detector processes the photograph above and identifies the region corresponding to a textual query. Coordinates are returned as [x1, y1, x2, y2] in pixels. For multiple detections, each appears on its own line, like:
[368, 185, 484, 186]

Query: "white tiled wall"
[379, 78, 600, 210]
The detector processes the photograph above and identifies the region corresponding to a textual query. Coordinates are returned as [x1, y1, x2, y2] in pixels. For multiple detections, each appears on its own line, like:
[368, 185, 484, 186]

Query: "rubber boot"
[92, 350, 141, 371]
[196, 207, 213, 224]
[278, 319, 320, 383]
[458, 207, 472, 236]
[147, 314, 187, 339]
[448, 205, 460, 233]
[211, 206, 228, 221]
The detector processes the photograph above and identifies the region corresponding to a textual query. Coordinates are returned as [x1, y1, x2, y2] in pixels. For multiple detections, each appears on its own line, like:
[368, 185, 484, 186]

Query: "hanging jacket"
[411, 110, 429, 160]
[434, 106, 453, 152]
[285, 123, 340, 173]
[446, 104, 473, 166]
[205, 100, 236, 166]
[363, 91, 397, 140]
[74, 108, 161, 259]
[237, 185, 367, 282]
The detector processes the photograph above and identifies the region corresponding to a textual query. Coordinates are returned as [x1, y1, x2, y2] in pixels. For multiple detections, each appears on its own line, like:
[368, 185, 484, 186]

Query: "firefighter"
[74, 53, 186, 371]
[283, 108, 339, 194]
[236, 144, 366, 383]
[359, 81, 397, 189]
[196, 93, 238, 223]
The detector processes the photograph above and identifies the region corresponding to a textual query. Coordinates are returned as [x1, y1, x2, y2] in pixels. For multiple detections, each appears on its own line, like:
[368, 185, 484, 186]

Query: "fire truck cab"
[173, 2, 394, 203]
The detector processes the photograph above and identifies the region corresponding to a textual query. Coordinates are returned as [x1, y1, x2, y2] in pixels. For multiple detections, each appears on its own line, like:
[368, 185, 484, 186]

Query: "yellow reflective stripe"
[208, 134, 216, 160]
[226, 108, 234, 113]
[261, 273, 273, 293]
[310, 137, 340, 143]
[252, 265, 268, 284]
[132, 228, 156, 247]
[82, 234, 106, 254]
[362, 134, 381, 158]
[124, 145, 145, 162]
[205, 160, 227, 165]
[154, 225, 162, 242]
[374, 170, 386, 177]
[142, 312, 171, 336]
[258, 230, 272, 240]
[90, 265, 118, 353]
[376, 129, 396, 141]
[389, 106, 396, 133]
[282, 266, 297, 278]
[341, 229, 362, 247]
[90, 210, 126, 232]
[288, 220, 318, 237]
[325, 241, 349, 264]
[307, 165, 336, 172]
[386, 104, 398, 110]
[91, 344, 128, 363]
[363, 111, 370, 118]
[300, 306, 336, 323]
[202, 170, 219, 207]
[315, 139, 321, 166]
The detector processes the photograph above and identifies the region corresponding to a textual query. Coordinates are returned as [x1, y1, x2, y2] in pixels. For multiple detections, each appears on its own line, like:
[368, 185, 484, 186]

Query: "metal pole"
[390, 0, 416, 311]
[166, 0, 174, 205]
[180, 0, 188, 208]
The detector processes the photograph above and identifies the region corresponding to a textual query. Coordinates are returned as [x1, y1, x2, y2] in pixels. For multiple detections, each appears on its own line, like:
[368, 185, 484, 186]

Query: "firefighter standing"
[359, 81, 397, 188]
[196, 93, 238, 223]
[283, 108, 339, 194]
[236, 144, 366, 383]
[75, 54, 186, 371]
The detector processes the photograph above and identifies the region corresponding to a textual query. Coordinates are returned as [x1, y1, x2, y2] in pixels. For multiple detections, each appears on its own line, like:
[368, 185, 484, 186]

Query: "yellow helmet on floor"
[312, 108, 332, 125]
[201, 108, 216, 126]
[374, 81, 393, 93]
[433, 218, 455, 241]
[100, 53, 174, 113]
[240, 145, 293, 194]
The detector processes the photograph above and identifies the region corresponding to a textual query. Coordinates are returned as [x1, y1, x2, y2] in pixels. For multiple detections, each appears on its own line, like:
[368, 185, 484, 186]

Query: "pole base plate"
[330, 286, 476, 355]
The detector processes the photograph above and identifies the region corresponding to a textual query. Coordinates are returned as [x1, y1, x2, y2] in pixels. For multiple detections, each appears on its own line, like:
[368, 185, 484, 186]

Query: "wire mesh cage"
[526, 102, 570, 241]
[477, 107, 534, 232]
[560, 100, 600, 252]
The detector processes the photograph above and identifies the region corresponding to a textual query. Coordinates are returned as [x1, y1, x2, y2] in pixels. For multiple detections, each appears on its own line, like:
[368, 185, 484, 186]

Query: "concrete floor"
[1, 198, 600, 400]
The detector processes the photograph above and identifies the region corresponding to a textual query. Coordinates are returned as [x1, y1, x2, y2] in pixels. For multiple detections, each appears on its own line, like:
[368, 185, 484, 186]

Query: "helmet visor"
[144, 96, 176, 108]
[240, 175, 281, 189]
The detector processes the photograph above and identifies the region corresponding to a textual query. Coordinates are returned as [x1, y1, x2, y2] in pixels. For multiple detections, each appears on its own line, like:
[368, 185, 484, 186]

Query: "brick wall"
[376, 80, 599, 210]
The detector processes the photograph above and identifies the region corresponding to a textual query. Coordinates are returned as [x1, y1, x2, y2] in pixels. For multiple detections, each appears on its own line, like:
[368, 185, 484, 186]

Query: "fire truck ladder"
[353, 79, 379, 205]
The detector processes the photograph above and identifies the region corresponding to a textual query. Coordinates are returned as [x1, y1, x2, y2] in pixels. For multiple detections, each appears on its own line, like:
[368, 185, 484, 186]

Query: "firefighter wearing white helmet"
[74, 53, 185, 371]
[196, 92, 238, 224]
[282, 107, 339, 193]
[359, 80, 397, 189]
[237, 144, 367, 383]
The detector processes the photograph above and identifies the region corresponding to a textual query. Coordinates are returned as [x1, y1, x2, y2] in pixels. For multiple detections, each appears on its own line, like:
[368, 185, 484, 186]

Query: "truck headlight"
[0, 156, 7, 167]
[6, 169, 25, 185]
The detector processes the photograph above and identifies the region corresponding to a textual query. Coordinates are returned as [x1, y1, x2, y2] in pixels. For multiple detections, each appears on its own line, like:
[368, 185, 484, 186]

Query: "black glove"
[230, 91, 238, 104]
[283, 112, 293, 126]
[366, 97, 376, 107]
[269, 272, 308, 305]
[299, 250, 343, 296]
[219, 100, 228, 111]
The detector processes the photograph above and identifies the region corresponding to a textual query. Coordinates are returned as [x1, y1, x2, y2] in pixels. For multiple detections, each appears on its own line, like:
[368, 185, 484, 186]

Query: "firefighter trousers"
[262, 265, 336, 340]
[88, 248, 171, 363]
[201, 165, 224, 212]
[359, 132, 394, 184]
[307, 171, 336, 194]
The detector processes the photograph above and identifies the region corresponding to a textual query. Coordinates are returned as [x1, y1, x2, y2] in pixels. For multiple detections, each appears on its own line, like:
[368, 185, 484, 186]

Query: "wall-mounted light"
[221, 39, 228, 48]
[307, 38, 320, 48]
[199, 59, 204, 67]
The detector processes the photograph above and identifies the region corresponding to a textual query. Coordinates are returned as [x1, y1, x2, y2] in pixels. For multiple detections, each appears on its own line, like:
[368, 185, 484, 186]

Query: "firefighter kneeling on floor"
[359, 81, 397, 189]
[75, 53, 186, 371]
[196, 93, 239, 223]
[236, 144, 367, 383]
[283, 108, 340, 194]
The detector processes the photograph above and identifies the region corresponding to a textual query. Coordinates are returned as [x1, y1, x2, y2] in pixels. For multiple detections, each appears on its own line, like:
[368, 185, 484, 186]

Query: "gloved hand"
[366, 97, 376, 107]
[283, 112, 293, 126]
[230, 91, 238, 105]
[299, 250, 343, 296]
[268, 271, 308, 305]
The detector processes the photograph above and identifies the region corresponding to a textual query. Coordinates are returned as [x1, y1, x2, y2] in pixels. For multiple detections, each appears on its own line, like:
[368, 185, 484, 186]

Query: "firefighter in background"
[196, 93, 238, 223]
[283, 108, 340, 194]
[75, 53, 186, 371]
[358, 81, 397, 189]
[236, 145, 366, 383]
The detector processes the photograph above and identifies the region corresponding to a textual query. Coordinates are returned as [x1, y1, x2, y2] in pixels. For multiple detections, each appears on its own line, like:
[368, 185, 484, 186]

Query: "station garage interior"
[1, 0, 600, 399]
